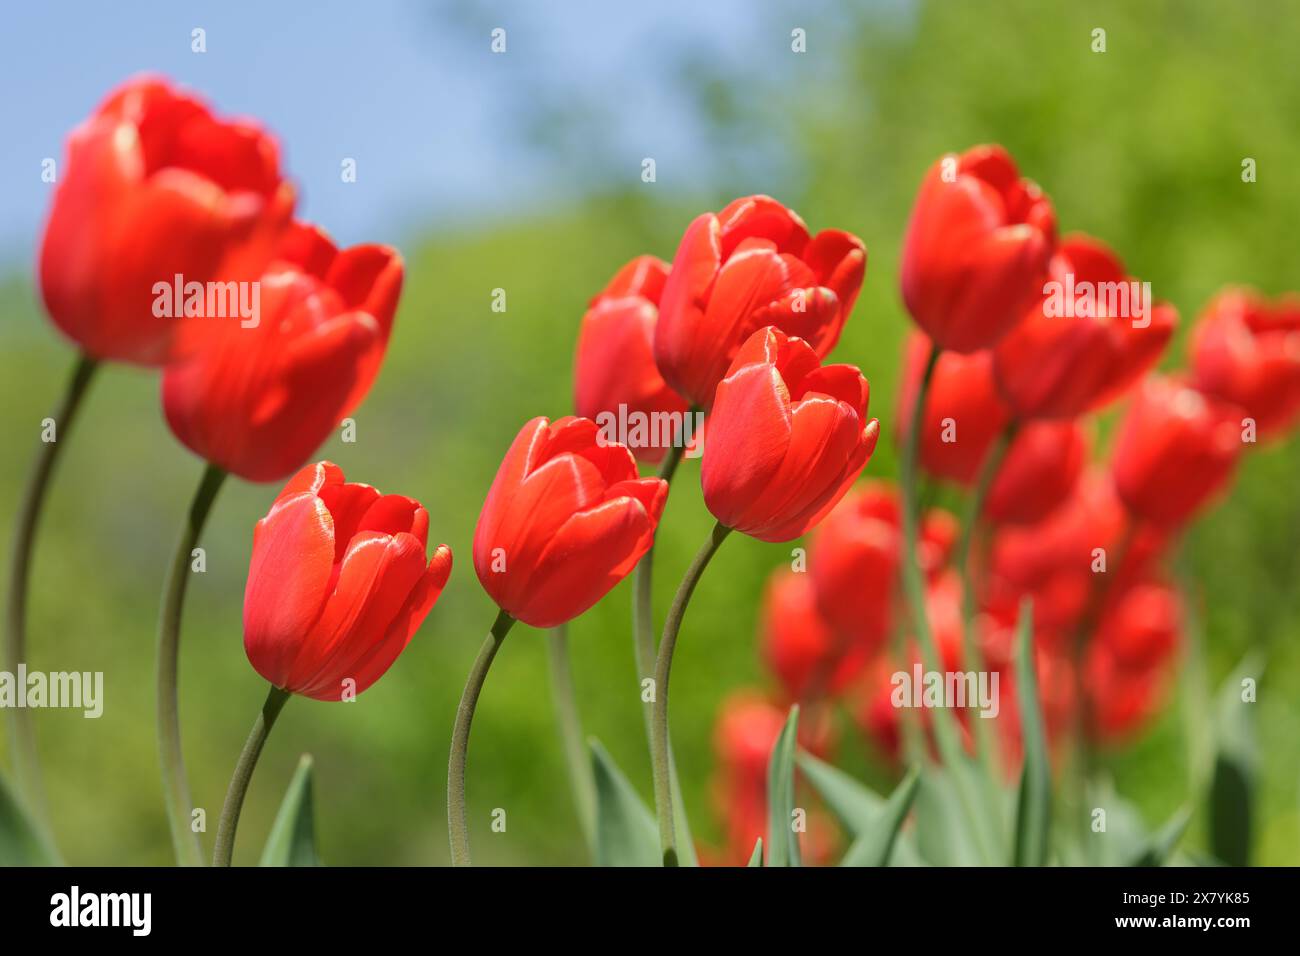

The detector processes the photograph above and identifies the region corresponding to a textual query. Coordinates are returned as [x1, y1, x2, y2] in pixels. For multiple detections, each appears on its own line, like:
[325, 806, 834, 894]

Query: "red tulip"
[243, 462, 452, 701]
[994, 235, 1176, 419]
[984, 420, 1089, 525]
[760, 568, 862, 701]
[573, 255, 691, 463]
[900, 145, 1055, 353]
[897, 333, 1012, 485]
[161, 221, 403, 482]
[809, 482, 956, 653]
[654, 196, 866, 409]
[40, 75, 295, 365]
[702, 328, 879, 542]
[1191, 287, 1300, 441]
[1112, 376, 1244, 528]
[472, 416, 667, 628]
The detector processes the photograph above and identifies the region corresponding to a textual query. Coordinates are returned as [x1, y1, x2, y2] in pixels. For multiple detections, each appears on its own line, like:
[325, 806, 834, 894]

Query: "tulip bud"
[702, 328, 879, 543]
[1112, 376, 1243, 529]
[243, 462, 452, 701]
[1191, 287, 1300, 441]
[472, 416, 667, 628]
[994, 234, 1176, 419]
[900, 145, 1055, 353]
[573, 255, 691, 463]
[40, 74, 295, 365]
[161, 221, 403, 482]
[655, 196, 866, 409]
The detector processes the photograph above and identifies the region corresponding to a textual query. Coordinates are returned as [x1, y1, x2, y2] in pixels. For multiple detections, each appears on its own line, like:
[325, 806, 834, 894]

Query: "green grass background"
[1, 0, 1298, 864]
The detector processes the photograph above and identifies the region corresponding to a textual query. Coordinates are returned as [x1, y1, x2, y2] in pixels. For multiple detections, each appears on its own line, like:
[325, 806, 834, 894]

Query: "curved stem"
[546, 623, 596, 856]
[899, 342, 997, 865]
[156, 462, 227, 867]
[650, 520, 731, 866]
[4, 353, 99, 839]
[212, 685, 290, 867]
[448, 609, 515, 866]
[630, 438, 697, 863]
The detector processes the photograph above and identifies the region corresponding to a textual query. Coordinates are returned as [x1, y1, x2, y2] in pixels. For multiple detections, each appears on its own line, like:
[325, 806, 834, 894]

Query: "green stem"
[546, 623, 596, 856]
[899, 342, 997, 865]
[156, 462, 227, 867]
[650, 520, 731, 867]
[4, 353, 99, 842]
[956, 420, 1017, 784]
[448, 609, 515, 866]
[631, 438, 698, 864]
[212, 685, 290, 866]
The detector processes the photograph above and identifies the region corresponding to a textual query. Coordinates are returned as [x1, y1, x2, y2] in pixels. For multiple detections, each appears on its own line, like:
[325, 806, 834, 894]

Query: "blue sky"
[0, 0, 815, 269]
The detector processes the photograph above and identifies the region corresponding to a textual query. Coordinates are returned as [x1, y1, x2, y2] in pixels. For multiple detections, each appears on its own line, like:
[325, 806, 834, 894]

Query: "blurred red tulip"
[472, 416, 667, 628]
[40, 74, 295, 365]
[761, 568, 861, 701]
[161, 222, 402, 482]
[655, 195, 866, 409]
[994, 235, 1176, 419]
[900, 145, 1055, 353]
[1112, 376, 1244, 528]
[243, 462, 452, 701]
[809, 481, 955, 653]
[703, 328, 879, 542]
[984, 420, 1089, 525]
[573, 256, 691, 463]
[897, 334, 1012, 485]
[1191, 287, 1300, 441]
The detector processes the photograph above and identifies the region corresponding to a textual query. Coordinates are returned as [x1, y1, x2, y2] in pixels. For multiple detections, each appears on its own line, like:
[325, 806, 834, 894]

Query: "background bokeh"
[1, 0, 1297, 865]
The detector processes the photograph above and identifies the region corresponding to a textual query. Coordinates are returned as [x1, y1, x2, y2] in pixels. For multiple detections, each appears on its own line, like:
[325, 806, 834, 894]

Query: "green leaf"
[840, 766, 920, 867]
[1011, 599, 1049, 866]
[259, 754, 321, 866]
[0, 770, 58, 865]
[765, 705, 800, 867]
[1129, 806, 1192, 867]
[1209, 654, 1261, 867]
[796, 751, 882, 833]
[590, 739, 661, 867]
[913, 767, 983, 866]
[747, 838, 763, 867]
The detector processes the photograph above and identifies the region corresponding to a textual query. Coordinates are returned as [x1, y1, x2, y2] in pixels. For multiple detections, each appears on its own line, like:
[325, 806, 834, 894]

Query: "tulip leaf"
[796, 750, 883, 833]
[765, 705, 801, 867]
[1209, 654, 1262, 867]
[840, 766, 921, 867]
[590, 739, 661, 867]
[1128, 806, 1192, 867]
[1011, 599, 1050, 866]
[0, 770, 58, 865]
[913, 767, 983, 866]
[259, 754, 321, 867]
[747, 838, 763, 867]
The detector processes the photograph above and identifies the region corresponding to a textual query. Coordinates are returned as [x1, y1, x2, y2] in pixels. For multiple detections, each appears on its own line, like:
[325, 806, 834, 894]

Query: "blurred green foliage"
[1, 0, 1297, 864]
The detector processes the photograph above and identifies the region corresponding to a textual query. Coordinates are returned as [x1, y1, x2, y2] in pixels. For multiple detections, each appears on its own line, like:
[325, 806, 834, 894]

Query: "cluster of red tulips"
[7, 78, 1296, 867]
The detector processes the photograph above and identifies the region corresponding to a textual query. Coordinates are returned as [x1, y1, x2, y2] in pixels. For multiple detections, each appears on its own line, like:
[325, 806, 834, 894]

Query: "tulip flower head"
[654, 195, 866, 409]
[473, 416, 668, 628]
[573, 255, 691, 463]
[1111, 376, 1244, 529]
[900, 145, 1055, 353]
[162, 221, 403, 482]
[40, 74, 295, 365]
[984, 420, 1089, 526]
[1191, 287, 1300, 441]
[994, 234, 1176, 419]
[761, 568, 863, 701]
[702, 327, 879, 543]
[243, 462, 452, 701]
